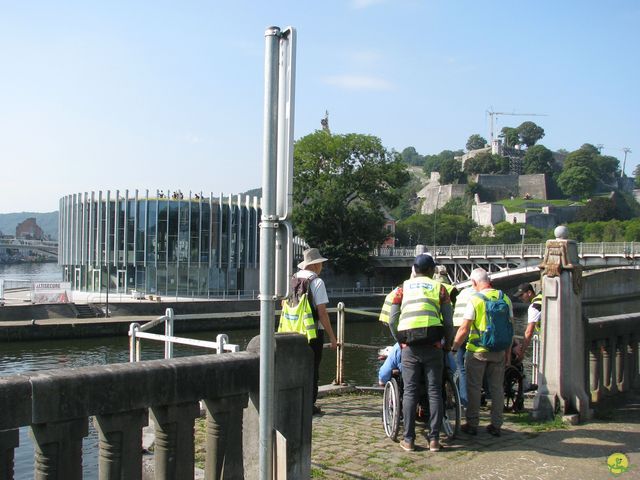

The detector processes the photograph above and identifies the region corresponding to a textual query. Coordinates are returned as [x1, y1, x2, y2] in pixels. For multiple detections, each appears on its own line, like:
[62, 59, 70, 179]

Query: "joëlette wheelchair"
[380, 349, 461, 442]
[478, 346, 526, 413]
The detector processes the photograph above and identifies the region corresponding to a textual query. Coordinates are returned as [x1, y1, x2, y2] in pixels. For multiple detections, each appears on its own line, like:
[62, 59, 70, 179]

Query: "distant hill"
[0, 212, 58, 240]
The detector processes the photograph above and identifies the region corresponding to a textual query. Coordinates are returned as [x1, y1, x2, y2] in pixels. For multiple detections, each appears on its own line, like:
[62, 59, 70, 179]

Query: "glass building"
[59, 190, 261, 297]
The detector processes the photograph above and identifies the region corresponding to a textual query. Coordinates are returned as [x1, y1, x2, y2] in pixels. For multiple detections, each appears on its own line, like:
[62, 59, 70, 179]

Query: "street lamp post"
[520, 227, 526, 256]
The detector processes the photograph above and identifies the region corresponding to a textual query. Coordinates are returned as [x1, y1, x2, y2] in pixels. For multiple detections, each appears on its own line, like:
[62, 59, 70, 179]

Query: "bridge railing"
[586, 313, 640, 404]
[0, 334, 313, 480]
[374, 242, 638, 259]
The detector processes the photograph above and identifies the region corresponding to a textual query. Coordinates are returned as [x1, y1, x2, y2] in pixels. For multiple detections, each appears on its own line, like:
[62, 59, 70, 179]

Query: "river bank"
[0, 295, 384, 341]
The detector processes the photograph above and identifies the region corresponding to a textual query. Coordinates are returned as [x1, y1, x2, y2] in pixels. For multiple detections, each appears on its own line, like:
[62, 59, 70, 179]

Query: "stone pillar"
[0, 429, 19, 480]
[150, 402, 201, 480]
[533, 226, 590, 421]
[243, 334, 313, 480]
[29, 418, 88, 480]
[204, 395, 248, 480]
[93, 409, 148, 480]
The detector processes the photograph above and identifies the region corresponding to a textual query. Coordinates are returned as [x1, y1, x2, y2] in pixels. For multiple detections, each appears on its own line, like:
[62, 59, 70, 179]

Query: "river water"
[1, 263, 400, 477]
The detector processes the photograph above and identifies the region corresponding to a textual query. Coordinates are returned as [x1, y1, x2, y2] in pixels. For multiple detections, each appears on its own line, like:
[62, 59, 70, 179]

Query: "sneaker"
[312, 405, 323, 416]
[400, 439, 415, 452]
[461, 423, 478, 435]
[486, 424, 501, 437]
[429, 439, 442, 452]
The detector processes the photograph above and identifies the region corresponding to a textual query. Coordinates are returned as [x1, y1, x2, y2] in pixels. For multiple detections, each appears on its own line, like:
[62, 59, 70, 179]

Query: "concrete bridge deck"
[310, 390, 640, 480]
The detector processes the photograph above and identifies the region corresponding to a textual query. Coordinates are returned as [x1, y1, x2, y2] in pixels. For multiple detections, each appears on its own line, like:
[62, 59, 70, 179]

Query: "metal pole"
[259, 25, 280, 480]
[335, 302, 345, 385]
[165, 308, 174, 359]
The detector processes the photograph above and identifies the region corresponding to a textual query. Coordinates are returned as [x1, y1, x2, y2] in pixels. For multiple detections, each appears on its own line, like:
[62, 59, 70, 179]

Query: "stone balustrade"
[587, 313, 640, 404]
[0, 334, 313, 480]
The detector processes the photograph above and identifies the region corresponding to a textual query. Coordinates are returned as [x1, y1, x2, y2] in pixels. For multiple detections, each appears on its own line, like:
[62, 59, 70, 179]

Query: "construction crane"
[486, 110, 548, 145]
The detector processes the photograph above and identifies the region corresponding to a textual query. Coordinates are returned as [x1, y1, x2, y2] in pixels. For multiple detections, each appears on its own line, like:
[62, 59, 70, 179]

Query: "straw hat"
[297, 248, 328, 269]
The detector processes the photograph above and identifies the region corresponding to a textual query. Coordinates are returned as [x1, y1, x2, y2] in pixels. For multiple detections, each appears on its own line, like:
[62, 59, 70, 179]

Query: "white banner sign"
[32, 282, 72, 304]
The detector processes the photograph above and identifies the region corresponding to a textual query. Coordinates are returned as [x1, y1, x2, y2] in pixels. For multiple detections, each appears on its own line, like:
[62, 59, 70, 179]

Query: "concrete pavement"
[310, 389, 640, 480]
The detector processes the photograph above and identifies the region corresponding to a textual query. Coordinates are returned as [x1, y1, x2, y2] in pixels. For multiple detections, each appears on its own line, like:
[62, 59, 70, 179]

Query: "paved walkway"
[311, 389, 640, 480]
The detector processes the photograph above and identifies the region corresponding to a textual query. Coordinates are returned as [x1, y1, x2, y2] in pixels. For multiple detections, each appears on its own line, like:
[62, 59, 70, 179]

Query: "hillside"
[0, 212, 58, 240]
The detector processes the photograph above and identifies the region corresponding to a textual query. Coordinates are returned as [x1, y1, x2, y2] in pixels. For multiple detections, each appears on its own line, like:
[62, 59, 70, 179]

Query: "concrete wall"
[518, 174, 547, 200]
[472, 203, 505, 227]
[418, 184, 467, 214]
[582, 268, 640, 317]
[476, 175, 519, 201]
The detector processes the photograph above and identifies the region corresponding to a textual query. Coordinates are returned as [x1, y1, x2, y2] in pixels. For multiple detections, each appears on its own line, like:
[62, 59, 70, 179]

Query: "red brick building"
[16, 218, 44, 240]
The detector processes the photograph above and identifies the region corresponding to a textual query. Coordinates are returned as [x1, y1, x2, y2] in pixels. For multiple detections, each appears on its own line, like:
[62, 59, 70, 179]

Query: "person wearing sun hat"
[294, 247, 338, 415]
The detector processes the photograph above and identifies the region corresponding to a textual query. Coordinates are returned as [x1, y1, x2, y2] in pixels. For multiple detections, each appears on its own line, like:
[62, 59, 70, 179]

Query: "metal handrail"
[128, 308, 240, 362]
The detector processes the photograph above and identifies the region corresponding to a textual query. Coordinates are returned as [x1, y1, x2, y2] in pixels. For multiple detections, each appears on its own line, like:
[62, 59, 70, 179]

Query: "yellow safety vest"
[467, 289, 512, 353]
[278, 276, 318, 342]
[532, 293, 543, 332]
[379, 287, 400, 324]
[397, 277, 443, 332]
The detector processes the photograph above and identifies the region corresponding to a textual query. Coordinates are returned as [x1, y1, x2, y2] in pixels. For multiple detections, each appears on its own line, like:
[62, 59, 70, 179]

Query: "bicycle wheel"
[504, 366, 524, 413]
[382, 377, 401, 441]
[441, 374, 461, 441]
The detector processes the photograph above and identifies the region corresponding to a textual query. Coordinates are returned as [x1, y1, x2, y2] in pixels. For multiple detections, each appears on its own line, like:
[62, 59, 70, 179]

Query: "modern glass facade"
[59, 190, 261, 297]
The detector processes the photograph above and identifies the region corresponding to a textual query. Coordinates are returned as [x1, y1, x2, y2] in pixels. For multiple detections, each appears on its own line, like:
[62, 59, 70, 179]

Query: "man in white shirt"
[295, 248, 338, 415]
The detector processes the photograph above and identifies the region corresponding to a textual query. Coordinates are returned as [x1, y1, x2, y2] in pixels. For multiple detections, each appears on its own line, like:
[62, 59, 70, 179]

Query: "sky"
[1, 0, 638, 213]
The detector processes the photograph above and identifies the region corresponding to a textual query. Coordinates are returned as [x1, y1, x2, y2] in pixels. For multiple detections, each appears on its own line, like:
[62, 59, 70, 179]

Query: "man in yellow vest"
[514, 282, 542, 364]
[393, 254, 454, 453]
[452, 268, 513, 437]
[280, 248, 338, 416]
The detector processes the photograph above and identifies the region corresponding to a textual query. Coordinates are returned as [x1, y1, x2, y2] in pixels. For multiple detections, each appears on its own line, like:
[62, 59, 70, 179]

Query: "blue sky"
[1, 0, 638, 213]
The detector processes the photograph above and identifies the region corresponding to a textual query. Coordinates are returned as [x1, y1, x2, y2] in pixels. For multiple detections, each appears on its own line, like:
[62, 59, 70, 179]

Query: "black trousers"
[308, 329, 324, 405]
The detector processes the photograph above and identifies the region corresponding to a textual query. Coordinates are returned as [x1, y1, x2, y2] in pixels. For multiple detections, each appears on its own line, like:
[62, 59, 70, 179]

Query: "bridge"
[0, 233, 638, 479]
[372, 241, 640, 283]
[0, 238, 58, 260]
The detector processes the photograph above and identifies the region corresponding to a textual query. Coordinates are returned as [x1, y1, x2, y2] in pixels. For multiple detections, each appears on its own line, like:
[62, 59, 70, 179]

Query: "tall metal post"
[258, 25, 281, 480]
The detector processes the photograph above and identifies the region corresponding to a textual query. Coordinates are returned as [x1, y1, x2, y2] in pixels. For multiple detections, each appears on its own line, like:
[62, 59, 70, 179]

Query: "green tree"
[523, 145, 554, 174]
[466, 134, 487, 151]
[500, 127, 519, 147]
[438, 158, 465, 184]
[517, 121, 545, 147]
[293, 130, 409, 272]
[634, 164, 640, 188]
[557, 166, 597, 198]
[594, 155, 620, 182]
[576, 198, 617, 222]
[396, 213, 474, 246]
[423, 149, 464, 174]
[464, 152, 509, 175]
[401, 146, 424, 166]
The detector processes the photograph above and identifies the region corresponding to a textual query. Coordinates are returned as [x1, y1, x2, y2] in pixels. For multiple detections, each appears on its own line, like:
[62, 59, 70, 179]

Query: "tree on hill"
[293, 130, 409, 272]
[464, 152, 509, 175]
[557, 165, 597, 198]
[423, 149, 464, 174]
[439, 158, 465, 184]
[466, 134, 487, 151]
[634, 164, 640, 188]
[500, 127, 519, 147]
[401, 146, 424, 166]
[576, 197, 617, 222]
[517, 121, 545, 147]
[523, 145, 555, 174]
[563, 146, 620, 182]
[396, 212, 474, 245]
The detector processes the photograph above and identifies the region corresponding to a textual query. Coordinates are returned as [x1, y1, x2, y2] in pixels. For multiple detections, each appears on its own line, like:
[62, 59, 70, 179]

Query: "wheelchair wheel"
[382, 377, 401, 441]
[441, 374, 461, 441]
[504, 366, 524, 413]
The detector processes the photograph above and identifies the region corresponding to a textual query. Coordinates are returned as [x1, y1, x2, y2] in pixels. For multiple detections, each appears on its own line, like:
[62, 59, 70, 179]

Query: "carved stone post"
[588, 341, 600, 403]
[29, 418, 88, 480]
[204, 395, 248, 480]
[533, 226, 590, 421]
[93, 409, 148, 480]
[0, 429, 19, 480]
[150, 402, 201, 480]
